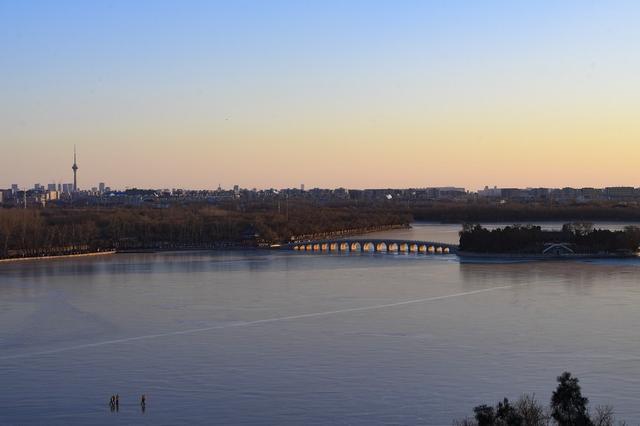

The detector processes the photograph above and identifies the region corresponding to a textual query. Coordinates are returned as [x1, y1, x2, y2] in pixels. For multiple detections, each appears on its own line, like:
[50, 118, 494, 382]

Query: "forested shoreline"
[0, 204, 411, 259]
[411, 202, 640, 223]
[3, 201, 640, 260]
[459, 223, 640, 254]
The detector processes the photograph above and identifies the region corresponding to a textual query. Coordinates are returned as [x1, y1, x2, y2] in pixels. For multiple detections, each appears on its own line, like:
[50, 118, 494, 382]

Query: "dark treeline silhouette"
[411, 202, 640, 223]
[4, 199, 640, 259]
[454, 372, 625, 426]
[459, 223, 640, 254]
[0, 204, 411, 259]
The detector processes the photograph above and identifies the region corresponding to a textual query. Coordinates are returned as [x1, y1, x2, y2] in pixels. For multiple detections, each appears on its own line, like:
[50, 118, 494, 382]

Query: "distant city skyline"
[3, 144, 640, 192]
[2, 1, 640, 189]
[2, 144, 640, 194]
[5, 177, 640, 209]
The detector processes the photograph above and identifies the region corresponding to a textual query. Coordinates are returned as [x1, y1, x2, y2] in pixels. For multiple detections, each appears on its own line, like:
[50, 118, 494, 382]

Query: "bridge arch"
[363, 242, 376, 253]
[350, 242, 362, 252]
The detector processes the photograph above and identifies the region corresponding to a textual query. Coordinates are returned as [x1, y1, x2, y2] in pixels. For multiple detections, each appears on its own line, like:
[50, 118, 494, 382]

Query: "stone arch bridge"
[285, 239, 458, 255]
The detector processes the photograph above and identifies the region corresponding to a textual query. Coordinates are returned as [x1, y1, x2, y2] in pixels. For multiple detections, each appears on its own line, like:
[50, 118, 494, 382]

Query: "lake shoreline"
[0, 250, 117, 263]
[457, 250, 639, 261]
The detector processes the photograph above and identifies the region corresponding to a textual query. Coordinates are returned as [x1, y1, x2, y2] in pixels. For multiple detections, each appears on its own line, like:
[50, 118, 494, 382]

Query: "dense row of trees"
[454, 372, 625, 426]
[0, 204, 411, 259]
[4, 200, 640, 259]
[459, 223, 640, 254]
[412, 202, 640, 223]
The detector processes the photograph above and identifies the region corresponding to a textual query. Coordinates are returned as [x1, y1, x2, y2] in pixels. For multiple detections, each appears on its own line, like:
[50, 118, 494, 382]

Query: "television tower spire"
[72, 145, 78, 192]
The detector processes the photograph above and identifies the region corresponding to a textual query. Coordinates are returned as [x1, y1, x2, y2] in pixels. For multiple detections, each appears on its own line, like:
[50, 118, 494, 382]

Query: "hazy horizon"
[5, 174, 640, 193]
[2, 1, 639, 189]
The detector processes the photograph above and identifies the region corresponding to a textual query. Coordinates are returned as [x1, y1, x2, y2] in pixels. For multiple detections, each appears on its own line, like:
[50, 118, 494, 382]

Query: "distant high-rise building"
[300, 184, 305, 191]
[99, 182, 106, 193]
[478, 186, 501, 198]
[48, 183, 57, 192]
[72, 145, 79, 192]
[604, 186, 636, 200]
[11, 184, 18, 194]
[34, 183, 42, 191]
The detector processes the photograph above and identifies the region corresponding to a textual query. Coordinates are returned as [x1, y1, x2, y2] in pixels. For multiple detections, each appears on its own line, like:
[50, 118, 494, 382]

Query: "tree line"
[0, 204, 411, 259]
[454, 372, 626, 426]
[4, 200, 640, 259]
[411, 202, 640, 223]
[459, 223, 640, 254]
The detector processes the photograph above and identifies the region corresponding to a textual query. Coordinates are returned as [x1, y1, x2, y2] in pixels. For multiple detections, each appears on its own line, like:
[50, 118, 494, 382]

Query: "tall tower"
[72, 145, 79, 192]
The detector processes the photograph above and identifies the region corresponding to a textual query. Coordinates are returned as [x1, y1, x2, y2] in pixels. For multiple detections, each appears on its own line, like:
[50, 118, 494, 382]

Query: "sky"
[1, 0, 639, 190]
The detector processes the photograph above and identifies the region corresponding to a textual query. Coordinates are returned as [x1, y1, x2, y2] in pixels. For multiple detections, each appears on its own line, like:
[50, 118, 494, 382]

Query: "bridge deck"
[285, 238, 458, 254]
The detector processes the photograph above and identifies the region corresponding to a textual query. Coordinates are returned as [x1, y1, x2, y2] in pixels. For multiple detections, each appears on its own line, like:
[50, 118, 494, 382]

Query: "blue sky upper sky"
[1, 1, 639, 190]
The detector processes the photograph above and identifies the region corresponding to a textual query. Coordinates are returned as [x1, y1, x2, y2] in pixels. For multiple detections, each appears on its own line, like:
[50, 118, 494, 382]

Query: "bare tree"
[514, 394, 549, 426]
[591, 405, 615, 426]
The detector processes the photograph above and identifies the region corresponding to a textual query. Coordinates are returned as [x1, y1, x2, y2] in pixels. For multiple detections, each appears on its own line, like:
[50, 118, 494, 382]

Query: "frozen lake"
[1, 223, 640, 425]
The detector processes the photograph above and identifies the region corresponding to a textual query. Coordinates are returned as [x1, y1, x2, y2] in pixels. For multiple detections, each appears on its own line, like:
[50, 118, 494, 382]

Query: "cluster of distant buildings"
[3, 182, 640, 208]
[0, 182, 111, 207]
[0, 181, 478, 207]
[477, 185, 640, 203]
[2, 149, 639, 207]
[0, 147, 114, 207]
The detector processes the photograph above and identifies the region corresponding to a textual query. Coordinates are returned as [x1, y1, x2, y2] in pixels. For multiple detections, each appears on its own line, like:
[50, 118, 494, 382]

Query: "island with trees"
[458, 223, 640, 259]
